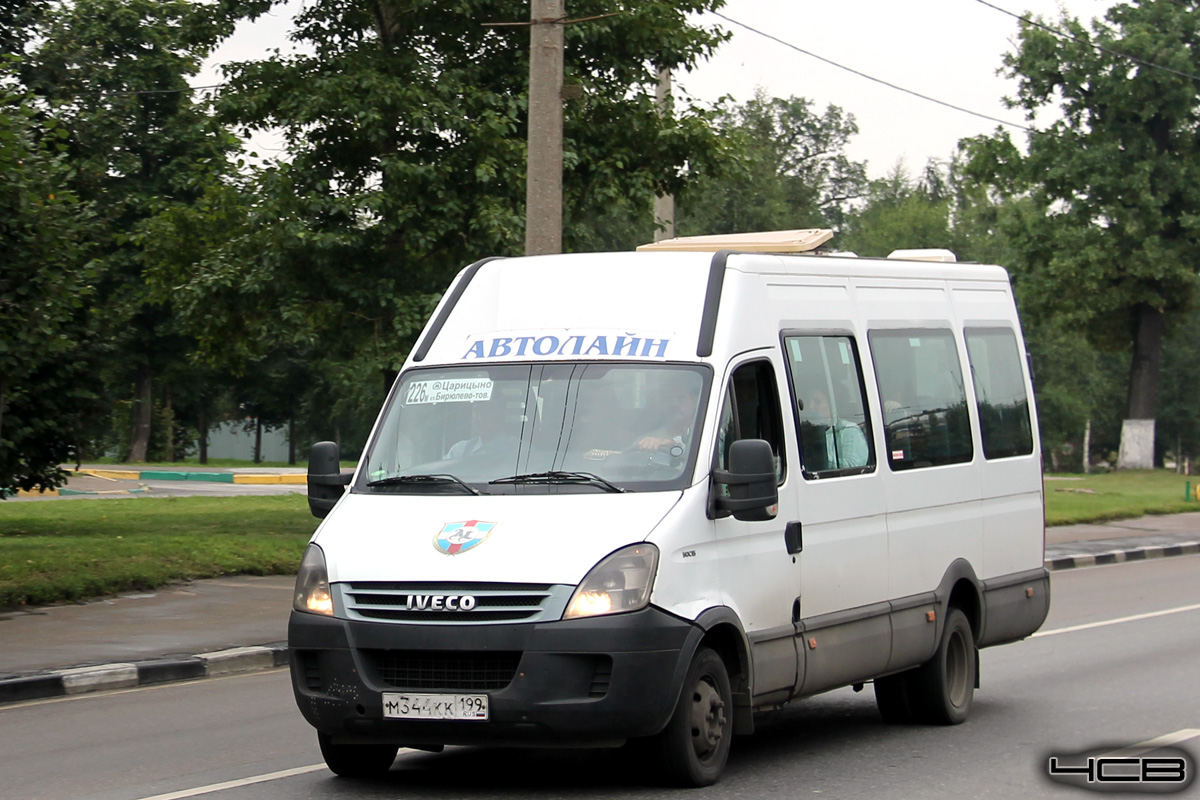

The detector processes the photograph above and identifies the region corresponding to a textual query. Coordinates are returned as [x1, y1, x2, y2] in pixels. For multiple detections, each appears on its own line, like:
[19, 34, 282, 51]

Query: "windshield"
[358, 363, 710, 493]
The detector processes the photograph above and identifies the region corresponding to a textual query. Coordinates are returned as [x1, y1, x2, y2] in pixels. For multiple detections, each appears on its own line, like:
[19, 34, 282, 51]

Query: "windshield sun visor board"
[412, 257, 504, 363]
[697, 251, 731, 358]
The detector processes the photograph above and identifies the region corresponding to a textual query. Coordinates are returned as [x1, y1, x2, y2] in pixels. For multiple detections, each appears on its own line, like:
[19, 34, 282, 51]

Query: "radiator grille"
[368, 650, 522, 691]
[336, 582, 573, 625]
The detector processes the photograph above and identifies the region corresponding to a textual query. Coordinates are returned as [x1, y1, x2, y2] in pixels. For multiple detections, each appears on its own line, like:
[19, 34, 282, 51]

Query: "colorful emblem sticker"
[435, 520, 497, 555]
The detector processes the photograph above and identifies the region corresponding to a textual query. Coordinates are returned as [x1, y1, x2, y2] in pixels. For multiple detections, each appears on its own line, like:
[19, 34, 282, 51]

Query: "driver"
[445, 401, 521, 459]
[636, 381, 698, 454]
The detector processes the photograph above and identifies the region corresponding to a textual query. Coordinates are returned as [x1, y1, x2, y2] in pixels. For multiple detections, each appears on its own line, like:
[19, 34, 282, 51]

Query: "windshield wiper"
[367, 474, 483, 495]
[489, 471, 627, 493]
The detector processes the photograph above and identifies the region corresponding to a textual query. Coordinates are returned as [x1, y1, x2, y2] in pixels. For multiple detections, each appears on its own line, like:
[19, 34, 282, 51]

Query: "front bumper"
[288, 606, 700, 747]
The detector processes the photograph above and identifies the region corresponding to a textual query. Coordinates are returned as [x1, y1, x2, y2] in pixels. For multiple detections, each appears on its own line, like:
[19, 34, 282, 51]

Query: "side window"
[869, 329, 973, 471]
[715, 361, 786, 483]
[783, 334, 875, 477]
[965, 328, 1034, 459]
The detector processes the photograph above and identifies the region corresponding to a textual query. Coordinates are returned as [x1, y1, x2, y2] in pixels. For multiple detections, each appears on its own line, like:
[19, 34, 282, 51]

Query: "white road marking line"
[1032, 602, 1200, 638]
[1100, 729, 1200, 759]
[129, 764, 327, 800]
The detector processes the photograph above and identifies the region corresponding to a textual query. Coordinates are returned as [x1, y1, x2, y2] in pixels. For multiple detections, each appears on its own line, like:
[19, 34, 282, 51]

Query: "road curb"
[0, 643, 289, 705]
[1045, 540, 1200, 571]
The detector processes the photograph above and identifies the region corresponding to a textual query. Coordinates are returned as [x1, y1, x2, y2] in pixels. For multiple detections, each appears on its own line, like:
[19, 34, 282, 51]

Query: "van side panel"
[856, 281, 985, 602]
[765, 276, 889, 619]
[953, 284, 1045, 580]
[978, 569, 1051, 647]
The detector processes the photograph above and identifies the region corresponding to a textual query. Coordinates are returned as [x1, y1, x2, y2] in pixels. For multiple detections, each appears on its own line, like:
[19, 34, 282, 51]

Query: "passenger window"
[965, 328, 1034, 459]
[782, 334, 875, 477]
[715, 361, 786, 483]
[869, 329, 973, 470]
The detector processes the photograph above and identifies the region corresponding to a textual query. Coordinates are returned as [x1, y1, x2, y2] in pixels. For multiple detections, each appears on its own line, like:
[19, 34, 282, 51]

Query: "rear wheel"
[317, 732, 398, 778]
[909, 607, 975, 724]
[656, 646, 733, 787]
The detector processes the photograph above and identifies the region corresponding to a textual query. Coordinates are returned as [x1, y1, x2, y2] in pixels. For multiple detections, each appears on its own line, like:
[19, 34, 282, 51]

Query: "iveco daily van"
[292, 229, 1049, 786]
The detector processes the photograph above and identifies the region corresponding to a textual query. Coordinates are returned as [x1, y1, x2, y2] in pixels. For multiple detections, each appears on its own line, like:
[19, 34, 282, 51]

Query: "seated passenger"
[806, 390, 868, 470]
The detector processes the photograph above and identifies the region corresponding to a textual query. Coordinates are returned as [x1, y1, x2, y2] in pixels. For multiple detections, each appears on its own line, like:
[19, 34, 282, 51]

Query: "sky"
[198, 0, 1120, 179]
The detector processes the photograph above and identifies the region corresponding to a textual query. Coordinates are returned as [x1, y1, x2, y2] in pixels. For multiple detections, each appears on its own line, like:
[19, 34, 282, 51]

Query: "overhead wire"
[973, 0, 1200, 84]
[709, 11, 1041, 135]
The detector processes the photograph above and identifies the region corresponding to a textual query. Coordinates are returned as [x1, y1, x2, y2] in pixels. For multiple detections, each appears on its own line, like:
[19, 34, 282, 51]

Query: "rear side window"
[782, 334, 875, 477]
[869, 329, 972, 470]
[965, 328, 1034, 459]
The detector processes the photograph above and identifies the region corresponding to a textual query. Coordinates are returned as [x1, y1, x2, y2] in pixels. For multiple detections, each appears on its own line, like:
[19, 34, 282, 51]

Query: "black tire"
[317, 732, 398, 778]
[873, 670, 916, 724]
[656, 646, 733, 787]
[909, 607, 975, 725]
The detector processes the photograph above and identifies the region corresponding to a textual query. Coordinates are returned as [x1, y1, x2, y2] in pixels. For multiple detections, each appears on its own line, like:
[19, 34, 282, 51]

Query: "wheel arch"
[936, 559, 983, 642]
[694, 606, 754, 734]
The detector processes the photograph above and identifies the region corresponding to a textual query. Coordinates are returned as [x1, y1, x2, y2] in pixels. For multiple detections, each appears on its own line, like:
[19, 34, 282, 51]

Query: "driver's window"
[715, 361, 785, 482]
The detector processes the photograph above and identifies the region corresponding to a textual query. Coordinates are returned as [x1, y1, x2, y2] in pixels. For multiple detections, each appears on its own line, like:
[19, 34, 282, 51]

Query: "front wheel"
[317, 732, 398, 778]
[655, 646, 733, 787]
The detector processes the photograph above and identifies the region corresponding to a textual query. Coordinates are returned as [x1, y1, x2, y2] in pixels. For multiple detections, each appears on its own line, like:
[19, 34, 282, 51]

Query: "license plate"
[382, 692, 489, 721]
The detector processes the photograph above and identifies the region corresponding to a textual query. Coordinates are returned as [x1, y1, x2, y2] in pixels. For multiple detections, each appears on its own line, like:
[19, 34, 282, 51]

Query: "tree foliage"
[20, 0, 270, 461]
[962, 0, 1200, 465]
[837, 161, 950, 257]
[152, 0, 731, 382]
[0, 84, 103, 492]
[678, 90, 867, 235]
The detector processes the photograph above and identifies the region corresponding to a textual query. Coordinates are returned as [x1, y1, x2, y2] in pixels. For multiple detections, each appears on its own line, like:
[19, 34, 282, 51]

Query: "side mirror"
[308, 441, 351, 519]
[711, 439, 779, 521]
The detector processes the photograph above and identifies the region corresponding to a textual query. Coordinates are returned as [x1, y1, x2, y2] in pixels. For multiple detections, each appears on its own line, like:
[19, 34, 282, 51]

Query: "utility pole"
[653, 65, 675, 242]
[525, 0, 564, 256]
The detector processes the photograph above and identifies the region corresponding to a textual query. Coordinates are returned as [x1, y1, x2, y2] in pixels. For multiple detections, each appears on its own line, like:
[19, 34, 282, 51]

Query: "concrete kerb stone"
[200, 646, 280, 676]
[0, 643, 289, 706]
[1046, 540, 1200, 571]
[59, 663, 139, 694]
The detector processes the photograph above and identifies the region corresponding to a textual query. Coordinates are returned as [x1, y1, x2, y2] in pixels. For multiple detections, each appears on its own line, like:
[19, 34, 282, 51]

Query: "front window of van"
[359, 363, 710, 493]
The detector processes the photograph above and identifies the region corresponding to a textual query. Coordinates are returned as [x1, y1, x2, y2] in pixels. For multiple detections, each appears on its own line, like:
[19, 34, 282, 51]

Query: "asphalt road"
[3, 555, 1198, 800]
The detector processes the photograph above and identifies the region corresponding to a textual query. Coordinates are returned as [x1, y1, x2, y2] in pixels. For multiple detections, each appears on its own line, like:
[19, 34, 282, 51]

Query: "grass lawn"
[1043, 469, 1200, 525]
[1, 469, 1197, 610]
[0, 494, 316, 609]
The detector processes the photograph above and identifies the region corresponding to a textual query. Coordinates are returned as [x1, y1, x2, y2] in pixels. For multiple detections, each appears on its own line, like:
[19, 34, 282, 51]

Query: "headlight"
[294, 544, 334, 616]
[564, 544, 659, 620]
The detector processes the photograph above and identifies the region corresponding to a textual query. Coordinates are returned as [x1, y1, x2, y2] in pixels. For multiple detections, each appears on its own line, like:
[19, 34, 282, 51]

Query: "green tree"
[678, 90, 867, 235]
[0, 84, 104, 493]
[963, 0, 1200, 469]
[1158, 302, 1200, 469]
[161, 0, 731, 392]
[21, 0, 269, 462]
[0, 0, 47, 56]
[838, 161, 951, 257]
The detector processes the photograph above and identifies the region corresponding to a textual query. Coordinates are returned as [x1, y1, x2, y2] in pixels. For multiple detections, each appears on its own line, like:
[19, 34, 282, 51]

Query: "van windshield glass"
[359, 363, 709, 493]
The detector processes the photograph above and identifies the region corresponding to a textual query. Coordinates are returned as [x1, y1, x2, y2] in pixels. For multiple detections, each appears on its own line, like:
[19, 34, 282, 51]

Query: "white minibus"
[292, 230, 1049, 786]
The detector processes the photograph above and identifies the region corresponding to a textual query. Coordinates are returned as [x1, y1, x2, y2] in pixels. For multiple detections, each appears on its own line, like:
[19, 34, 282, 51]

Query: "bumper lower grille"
[368, 650, 522, 691]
